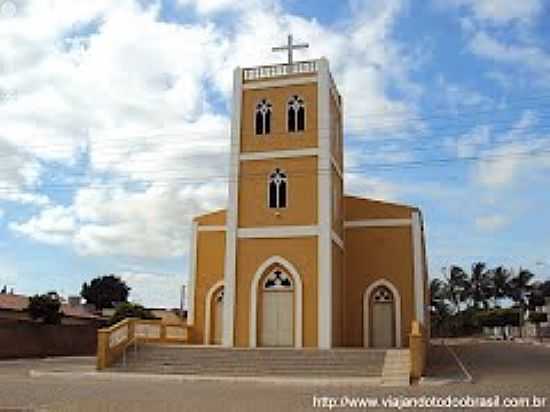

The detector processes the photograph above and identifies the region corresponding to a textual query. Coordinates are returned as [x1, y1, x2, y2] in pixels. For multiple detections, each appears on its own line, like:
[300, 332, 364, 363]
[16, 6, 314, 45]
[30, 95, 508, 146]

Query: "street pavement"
[0, 342, 549, 411]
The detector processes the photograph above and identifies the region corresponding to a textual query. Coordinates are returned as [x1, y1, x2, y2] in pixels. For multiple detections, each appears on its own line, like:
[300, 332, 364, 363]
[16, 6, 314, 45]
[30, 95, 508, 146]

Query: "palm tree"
[445, 266, 468, 312]
[491, 266, 511, 308]
[509, 268, 535, 337]
[465, 262, 492, 310]
[430, 278, 451, 336]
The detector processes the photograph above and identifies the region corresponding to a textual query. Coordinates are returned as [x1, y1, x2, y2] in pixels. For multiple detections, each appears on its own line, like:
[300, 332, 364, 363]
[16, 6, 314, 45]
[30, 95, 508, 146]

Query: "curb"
[29, 370, 384, 386]
[445, 344, 473, 383]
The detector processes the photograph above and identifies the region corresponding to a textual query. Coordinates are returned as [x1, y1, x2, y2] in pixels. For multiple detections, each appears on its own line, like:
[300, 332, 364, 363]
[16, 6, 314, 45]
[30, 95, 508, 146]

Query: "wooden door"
[261, 291, 293, 347]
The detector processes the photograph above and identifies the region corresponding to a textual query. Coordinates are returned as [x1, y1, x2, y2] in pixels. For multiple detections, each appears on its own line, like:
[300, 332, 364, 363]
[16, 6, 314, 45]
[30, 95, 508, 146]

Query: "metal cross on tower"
[272, 34, 309, 65]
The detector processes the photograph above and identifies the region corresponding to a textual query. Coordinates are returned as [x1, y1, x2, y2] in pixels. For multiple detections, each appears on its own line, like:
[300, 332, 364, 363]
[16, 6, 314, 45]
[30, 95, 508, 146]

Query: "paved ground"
[0, 342, 549, 411]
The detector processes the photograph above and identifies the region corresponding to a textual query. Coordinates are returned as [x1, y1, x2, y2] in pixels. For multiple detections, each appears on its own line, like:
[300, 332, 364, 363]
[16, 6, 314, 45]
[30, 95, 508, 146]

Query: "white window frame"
[255, 99, 272, 136]
[267, 169, 288, 209]
[287, 95, 306, 133]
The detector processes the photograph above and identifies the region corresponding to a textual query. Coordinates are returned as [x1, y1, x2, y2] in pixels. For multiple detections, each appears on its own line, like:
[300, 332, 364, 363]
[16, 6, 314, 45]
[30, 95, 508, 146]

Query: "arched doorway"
[363, 279, 402, 348]
[259, 268, 294, 347]
[369, 286, 395, 348]
[211, 287, 224, 345]
[204, 280, 224, 345]
[249, 256, 303, 348]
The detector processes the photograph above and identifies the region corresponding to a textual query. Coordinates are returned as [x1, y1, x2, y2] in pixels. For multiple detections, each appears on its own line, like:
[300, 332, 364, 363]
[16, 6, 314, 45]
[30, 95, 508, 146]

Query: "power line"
[0, 147, 548, 195]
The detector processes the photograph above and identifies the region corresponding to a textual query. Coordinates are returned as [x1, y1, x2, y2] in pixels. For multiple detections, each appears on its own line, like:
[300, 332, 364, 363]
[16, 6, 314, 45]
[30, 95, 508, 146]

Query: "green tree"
[445, 266, 468, 312]
[108, 302, 156, 326]
[81, 275, 130, 310]
[465, 262, 492, 310]
[491, 266, 511, 308]
[509, 268, 535, 337]
[430, 278, 451, 336]
[28, 292, 62, 324]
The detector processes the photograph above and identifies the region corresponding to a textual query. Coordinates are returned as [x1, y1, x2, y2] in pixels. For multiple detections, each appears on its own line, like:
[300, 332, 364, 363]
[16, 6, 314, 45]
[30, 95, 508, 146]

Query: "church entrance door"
[212, 288, 224, 345]
[260, 269, 294, 347]
[368, 286, 395, 348]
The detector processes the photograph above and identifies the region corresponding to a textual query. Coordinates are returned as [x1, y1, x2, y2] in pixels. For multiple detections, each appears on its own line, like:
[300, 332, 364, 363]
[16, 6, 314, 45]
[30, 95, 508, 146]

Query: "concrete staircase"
[110, 344, 404, 383]
[381, 349, 411, 386]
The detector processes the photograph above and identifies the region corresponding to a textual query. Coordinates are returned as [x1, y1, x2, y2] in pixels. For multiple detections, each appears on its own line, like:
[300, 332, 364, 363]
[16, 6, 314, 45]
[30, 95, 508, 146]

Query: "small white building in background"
[535, 297, 550, 328]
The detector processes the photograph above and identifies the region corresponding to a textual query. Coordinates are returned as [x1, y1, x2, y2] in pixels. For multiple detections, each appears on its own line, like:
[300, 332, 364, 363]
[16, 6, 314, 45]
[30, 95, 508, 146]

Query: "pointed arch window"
[268, 168, 287, 209]
[263, 269, 293, 290]
[255, 99, 272, 135]
[288, 95, 305, 133]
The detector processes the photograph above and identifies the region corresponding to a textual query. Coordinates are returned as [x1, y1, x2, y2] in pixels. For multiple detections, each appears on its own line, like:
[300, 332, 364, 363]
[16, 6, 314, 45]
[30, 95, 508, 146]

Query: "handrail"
[97, 317, 190, 370]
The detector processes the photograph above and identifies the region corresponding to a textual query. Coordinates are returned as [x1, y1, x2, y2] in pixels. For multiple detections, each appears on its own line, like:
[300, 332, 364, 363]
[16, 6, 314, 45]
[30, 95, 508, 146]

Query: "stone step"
[111, 344, 389, 379]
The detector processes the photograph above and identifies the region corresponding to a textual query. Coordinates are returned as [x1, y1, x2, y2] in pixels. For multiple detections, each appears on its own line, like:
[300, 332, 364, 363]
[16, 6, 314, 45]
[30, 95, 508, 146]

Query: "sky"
[0, 0, 549, 308]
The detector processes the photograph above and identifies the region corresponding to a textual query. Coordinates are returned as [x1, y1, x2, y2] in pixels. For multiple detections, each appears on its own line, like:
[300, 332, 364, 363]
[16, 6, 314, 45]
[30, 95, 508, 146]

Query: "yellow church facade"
[186, 57, 428, 350]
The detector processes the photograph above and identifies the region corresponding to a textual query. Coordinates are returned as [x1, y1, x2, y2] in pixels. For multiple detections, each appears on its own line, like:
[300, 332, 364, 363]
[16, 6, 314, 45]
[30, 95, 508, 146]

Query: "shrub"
[108, 302, 157, 326]
[28, 292, 62, 324]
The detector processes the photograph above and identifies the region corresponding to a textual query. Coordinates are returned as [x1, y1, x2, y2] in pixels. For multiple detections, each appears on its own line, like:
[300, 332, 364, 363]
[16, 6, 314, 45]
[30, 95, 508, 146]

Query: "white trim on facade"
[238, 225, 319, 239]
[240, 148, 319, 161]
[222, 67, 242, 347]
[331, 230, 344, 250]
[344, 219, 412, 228]
[331, 155, 343, 180]
[198, 225, 226, 232]
[363, 278, 402, 348]
[243, 75, 317, 90]
[317, 57, 333, 349]
[249, 256, 303, 348]
[412, 211, 426, 325]
[186, 221, 199, 326]
[204, 280, 224, 345]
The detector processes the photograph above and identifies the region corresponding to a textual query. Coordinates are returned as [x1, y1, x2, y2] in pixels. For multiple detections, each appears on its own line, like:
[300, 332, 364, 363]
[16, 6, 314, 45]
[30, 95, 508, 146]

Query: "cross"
[272, 34, 309, 65]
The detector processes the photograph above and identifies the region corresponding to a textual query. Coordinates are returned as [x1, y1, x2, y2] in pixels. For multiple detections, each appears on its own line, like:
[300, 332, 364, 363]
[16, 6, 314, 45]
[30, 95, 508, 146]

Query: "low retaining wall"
[0, 319, 100, 359]
[97, 318, 190, 370]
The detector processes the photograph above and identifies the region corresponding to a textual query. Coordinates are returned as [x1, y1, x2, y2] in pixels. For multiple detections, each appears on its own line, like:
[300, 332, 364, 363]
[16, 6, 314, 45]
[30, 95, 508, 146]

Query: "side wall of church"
[191, 212, 227, 344]
[234, 237, 318, 347]
[343, 198, 416, 347]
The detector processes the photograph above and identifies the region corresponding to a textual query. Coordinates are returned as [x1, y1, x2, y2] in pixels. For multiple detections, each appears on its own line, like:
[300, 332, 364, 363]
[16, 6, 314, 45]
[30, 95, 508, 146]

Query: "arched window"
[268, 169, 287, 209]
[255, 99, 272, 135]
[288, 95, 305, 133]
[263, 269, 293, 290]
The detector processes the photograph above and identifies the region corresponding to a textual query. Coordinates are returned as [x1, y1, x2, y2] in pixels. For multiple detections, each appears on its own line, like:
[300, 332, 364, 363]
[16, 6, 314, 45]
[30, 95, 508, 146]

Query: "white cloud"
[120, 270, 183, 308]
[438, 0, 543, 25]
[3, 0, 423, 257]
[474, 112, 550, 189]
[10, 205, 75, 245]
[464, 31, 550, 88]
[475, 214, 508, 232]
[176, 0, 274, 15]
[446, 125, 491, 159]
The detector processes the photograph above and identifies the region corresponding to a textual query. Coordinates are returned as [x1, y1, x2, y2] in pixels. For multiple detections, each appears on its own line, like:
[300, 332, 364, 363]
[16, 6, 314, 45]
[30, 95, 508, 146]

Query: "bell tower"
[223, 36, 344, 349]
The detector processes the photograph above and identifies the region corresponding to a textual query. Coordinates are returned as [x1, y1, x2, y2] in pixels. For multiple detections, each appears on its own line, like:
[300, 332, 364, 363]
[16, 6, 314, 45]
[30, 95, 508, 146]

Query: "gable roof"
[0, 294, 99, 319]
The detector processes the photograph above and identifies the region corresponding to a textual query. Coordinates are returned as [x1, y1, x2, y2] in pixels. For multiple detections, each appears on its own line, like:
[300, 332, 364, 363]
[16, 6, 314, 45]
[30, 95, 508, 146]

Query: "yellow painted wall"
[240, 82, 318, 153]
[234, 237, 318, 347]
[191, 229, 226, 344]
[343, 226, 414, 347]
[195, 210, 226, 226]
[238, 157, 318, 228]
[344, 196, 415, 220]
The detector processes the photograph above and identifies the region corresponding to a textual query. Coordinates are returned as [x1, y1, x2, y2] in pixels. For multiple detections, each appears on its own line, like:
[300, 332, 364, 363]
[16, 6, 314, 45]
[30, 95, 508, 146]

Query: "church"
[186, 38, 429, 350]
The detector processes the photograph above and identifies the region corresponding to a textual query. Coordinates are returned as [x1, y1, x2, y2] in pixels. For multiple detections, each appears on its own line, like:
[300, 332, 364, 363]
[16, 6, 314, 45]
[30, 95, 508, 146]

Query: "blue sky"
[0, 0, 549, 307]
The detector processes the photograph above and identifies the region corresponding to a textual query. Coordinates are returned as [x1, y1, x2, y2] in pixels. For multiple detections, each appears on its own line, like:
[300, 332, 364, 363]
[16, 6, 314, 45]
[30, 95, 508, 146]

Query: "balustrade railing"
[97, 318, 189, 370]
[243, 60, 318, 81]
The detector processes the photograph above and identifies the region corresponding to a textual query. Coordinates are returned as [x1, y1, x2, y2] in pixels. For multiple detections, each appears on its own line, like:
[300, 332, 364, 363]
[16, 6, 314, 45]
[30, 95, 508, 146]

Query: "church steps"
[109, 344, 390, 379]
